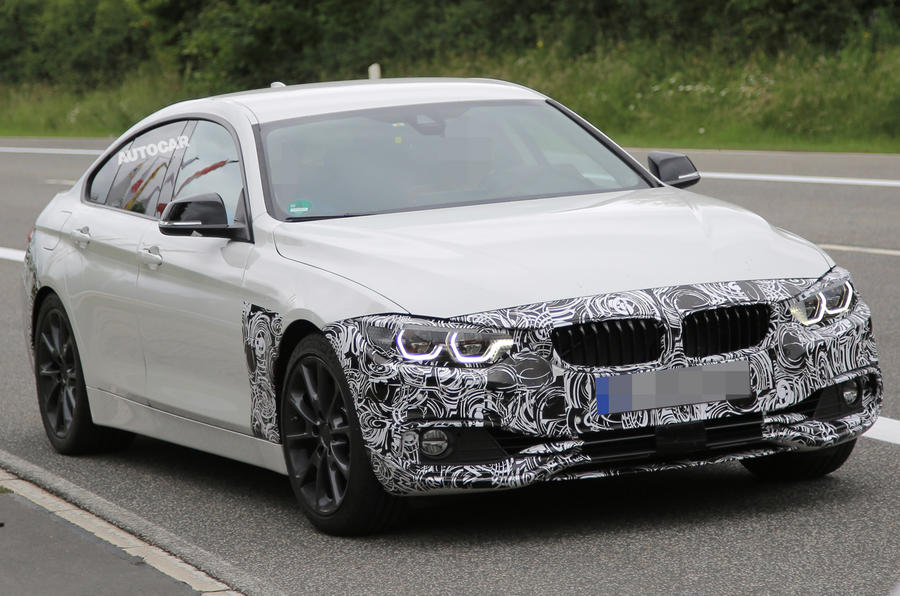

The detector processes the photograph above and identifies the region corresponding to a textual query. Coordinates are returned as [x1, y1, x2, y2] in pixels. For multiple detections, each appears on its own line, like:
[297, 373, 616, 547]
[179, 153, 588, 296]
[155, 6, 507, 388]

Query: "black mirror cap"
[159, 193, 241, 239]
[647, 151, 701, 188]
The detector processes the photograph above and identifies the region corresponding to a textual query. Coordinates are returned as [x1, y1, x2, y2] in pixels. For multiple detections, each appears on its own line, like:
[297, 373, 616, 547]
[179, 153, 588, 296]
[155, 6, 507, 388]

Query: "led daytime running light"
[792, 281, 854, 326]
[447, 332, 515, 364]
[823, 281, 854, 315]
[396, 329, 443, 361]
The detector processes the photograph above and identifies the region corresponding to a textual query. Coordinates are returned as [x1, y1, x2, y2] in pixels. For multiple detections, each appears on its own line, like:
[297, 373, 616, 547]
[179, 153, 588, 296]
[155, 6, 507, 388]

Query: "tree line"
[1, 0, 896, 92]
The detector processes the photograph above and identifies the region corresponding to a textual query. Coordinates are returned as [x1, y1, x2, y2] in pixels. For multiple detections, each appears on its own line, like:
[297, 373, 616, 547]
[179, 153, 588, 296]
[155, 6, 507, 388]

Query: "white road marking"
[0, 472, 234, 593]
[0, 146, 103, 156]
[866, 417, 900, 446]
[702, 171, 900, 188]
[818, 243, 900, 257]
[2, 231, 898, 446]
[2, 145, 898, 189]
[44, 178, 77, 186]
[0, 247, 26, 262]
[0, 448, 273, 594]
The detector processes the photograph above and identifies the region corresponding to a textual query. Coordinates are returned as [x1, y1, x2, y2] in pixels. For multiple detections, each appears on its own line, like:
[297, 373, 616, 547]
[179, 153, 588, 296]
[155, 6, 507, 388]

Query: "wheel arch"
[30, 286, 61, 349]
[273, 318, 322, 420]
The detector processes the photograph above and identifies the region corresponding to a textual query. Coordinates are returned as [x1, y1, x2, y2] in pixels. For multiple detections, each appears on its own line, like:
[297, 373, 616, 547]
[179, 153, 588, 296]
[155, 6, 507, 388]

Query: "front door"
[136, 120, 255, 433]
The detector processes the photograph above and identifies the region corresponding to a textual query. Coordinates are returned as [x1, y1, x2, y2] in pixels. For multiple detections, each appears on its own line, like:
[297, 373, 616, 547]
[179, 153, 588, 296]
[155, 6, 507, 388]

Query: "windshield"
[260, 100, 651, 220]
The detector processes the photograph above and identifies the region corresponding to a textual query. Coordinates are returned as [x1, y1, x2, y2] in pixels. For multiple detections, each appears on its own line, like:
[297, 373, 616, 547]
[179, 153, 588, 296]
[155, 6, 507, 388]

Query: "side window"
[105, 122, 189, 216]
[87, 147, 125, 205]
[172, 121, 244, 224]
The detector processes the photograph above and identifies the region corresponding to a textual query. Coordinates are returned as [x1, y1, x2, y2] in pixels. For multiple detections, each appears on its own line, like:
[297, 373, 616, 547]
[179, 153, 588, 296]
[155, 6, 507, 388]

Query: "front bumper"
[325, 275, 882, 495]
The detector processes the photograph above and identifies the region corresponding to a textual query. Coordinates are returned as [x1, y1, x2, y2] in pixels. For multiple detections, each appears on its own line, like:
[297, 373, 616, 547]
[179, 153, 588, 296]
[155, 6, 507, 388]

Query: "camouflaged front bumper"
[325, 274, 882, 495]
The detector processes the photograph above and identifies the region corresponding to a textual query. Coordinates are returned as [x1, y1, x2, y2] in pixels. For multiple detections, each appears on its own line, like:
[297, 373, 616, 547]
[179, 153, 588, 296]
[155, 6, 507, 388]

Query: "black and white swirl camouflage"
[242, 302, 284, 442]
[22, 240, 39, 347]
[244, 268, 882, 494]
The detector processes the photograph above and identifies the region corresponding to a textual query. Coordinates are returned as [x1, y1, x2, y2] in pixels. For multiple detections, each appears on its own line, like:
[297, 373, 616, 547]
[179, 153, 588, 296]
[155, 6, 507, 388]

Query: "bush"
[1, 0, 896, 91]
[0, 0, 897, 150]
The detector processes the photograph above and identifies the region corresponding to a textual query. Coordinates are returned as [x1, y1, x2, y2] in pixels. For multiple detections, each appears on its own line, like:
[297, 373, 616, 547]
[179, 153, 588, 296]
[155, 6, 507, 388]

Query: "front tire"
[741, 440, 857, 480]
[280, 334, 402, 535]
[34, 294, 133, 454]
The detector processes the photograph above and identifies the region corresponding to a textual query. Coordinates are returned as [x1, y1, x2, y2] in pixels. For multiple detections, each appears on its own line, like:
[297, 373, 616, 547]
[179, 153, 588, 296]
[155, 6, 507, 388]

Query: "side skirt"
[87, 388, 288, 475]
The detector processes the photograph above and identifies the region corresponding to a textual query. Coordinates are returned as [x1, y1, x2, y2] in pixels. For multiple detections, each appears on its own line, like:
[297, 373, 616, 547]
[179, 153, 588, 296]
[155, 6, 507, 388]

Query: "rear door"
[64, 121, 188, 401]
[135, 119, 255, 433]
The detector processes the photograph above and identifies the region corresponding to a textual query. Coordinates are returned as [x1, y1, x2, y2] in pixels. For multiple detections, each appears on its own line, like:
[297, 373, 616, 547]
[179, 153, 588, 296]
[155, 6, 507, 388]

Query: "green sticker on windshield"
[288, 200, 311, 215]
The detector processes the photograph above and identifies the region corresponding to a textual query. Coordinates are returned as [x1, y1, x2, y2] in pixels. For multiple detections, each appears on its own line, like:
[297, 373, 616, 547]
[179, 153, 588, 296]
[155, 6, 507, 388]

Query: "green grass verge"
[2, 38, 898, 153]
[393, 37, 900, 154]
[0, 66, 199, 138]
[0, 486, 11, 494]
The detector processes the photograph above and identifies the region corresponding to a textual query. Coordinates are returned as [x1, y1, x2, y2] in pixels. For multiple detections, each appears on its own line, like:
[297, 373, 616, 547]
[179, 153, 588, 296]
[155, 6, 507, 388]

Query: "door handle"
[137, 246, 163, 270]
[69, 226, 91, 248]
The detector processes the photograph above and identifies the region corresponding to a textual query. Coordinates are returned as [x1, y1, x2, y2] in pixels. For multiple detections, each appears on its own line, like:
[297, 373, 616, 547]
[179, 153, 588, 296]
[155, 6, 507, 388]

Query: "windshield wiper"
[283, 213, 364, 222]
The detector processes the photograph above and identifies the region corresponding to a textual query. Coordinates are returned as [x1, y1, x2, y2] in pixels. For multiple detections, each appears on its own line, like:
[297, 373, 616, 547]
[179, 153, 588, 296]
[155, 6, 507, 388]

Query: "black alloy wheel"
[34, 294, 133, 454]
[280, 335, 401, 535]
[283, 354, 352, 515]
[35, 307, 79, 439]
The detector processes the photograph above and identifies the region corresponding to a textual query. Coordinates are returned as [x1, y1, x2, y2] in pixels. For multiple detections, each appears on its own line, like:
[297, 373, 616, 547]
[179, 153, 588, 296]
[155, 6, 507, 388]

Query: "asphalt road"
[0, 139, 898, 595]
[0, 490, 195, 595]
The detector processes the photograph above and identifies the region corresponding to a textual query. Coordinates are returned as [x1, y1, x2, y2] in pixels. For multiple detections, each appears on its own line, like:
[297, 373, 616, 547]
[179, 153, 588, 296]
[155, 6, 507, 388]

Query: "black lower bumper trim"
[490, 413, 765, 466]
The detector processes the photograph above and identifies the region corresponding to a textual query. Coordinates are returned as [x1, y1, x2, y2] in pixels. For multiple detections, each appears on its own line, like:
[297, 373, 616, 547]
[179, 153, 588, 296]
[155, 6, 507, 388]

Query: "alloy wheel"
[283, 355, 352, 515]
[35, 309, 79, 438]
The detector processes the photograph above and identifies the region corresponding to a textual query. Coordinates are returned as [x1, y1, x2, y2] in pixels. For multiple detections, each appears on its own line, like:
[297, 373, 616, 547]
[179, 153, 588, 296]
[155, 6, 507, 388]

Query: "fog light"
[420, 429, 450, 457]
[840, 380, 860, 406]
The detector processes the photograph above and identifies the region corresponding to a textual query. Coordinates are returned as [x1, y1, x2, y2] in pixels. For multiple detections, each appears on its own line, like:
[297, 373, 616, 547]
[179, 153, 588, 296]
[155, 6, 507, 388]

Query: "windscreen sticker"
[117, 136, 189, 165]
[287, 200, 311, 215]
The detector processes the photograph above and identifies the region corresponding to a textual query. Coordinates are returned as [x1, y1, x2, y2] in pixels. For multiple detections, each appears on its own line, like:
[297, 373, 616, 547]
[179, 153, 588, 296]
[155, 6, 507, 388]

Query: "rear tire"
[280, 334, 403, 535]
[741, 440, 856, 480]
[34, 294, 134, 454]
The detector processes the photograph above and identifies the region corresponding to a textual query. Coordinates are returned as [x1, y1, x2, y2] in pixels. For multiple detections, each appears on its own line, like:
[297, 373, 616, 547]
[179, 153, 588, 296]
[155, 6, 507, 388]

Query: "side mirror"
[647, 151, 700, 188]
[159, 193, 238, 239]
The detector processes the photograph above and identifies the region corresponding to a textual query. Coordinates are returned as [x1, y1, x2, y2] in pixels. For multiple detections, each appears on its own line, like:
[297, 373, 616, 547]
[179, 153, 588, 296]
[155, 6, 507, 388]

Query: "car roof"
[168, 78, 546, 124]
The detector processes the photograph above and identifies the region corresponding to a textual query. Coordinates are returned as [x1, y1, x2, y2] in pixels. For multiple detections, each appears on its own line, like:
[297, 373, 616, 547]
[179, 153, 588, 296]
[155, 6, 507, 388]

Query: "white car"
[23, 79, 882, 535]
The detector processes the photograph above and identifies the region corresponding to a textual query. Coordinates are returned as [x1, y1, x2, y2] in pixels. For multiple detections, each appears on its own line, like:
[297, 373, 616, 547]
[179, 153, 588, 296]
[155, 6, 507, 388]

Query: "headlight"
[366, 320, 515, 366]
[790, 271, 855, 326]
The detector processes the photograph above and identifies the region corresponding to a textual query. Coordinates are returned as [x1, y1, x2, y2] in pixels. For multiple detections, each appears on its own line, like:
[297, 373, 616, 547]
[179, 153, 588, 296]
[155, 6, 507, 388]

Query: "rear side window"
[87, 142, 129, 204]
[171, 121, 244, 224]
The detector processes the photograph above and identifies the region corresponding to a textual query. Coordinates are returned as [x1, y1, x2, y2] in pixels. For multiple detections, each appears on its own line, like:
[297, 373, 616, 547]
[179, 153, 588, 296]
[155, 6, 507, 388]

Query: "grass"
[2, 37, 898, 153]
[0, 486, 11, 494]
[393, 36, 900, 153]
[0, 66, 199, 138]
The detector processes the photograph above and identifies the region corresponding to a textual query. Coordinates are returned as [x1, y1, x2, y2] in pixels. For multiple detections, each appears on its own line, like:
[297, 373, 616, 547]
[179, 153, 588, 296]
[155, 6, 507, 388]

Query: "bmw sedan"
[23, 78, 882, 535]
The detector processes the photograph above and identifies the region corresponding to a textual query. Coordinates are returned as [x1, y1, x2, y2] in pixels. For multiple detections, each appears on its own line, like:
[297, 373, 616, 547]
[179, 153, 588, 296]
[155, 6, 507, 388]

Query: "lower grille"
[490, 413, 764, 465]
[552, 318, 664, 367]
[682, 303, 770, 357]
[578, 414, 763, 463]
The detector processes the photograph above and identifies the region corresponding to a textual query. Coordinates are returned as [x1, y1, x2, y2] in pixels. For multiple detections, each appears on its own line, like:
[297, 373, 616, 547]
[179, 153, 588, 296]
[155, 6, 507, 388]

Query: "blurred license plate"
[595, 360, 751, 415]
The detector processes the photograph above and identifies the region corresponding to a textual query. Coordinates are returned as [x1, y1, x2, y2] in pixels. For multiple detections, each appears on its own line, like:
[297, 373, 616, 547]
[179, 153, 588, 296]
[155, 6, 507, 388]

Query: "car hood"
[272, 187, 832, 318]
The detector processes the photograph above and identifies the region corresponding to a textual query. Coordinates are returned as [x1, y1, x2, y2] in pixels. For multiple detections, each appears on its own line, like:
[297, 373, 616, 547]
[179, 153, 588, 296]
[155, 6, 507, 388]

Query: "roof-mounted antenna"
[270, 81, 286, 88]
